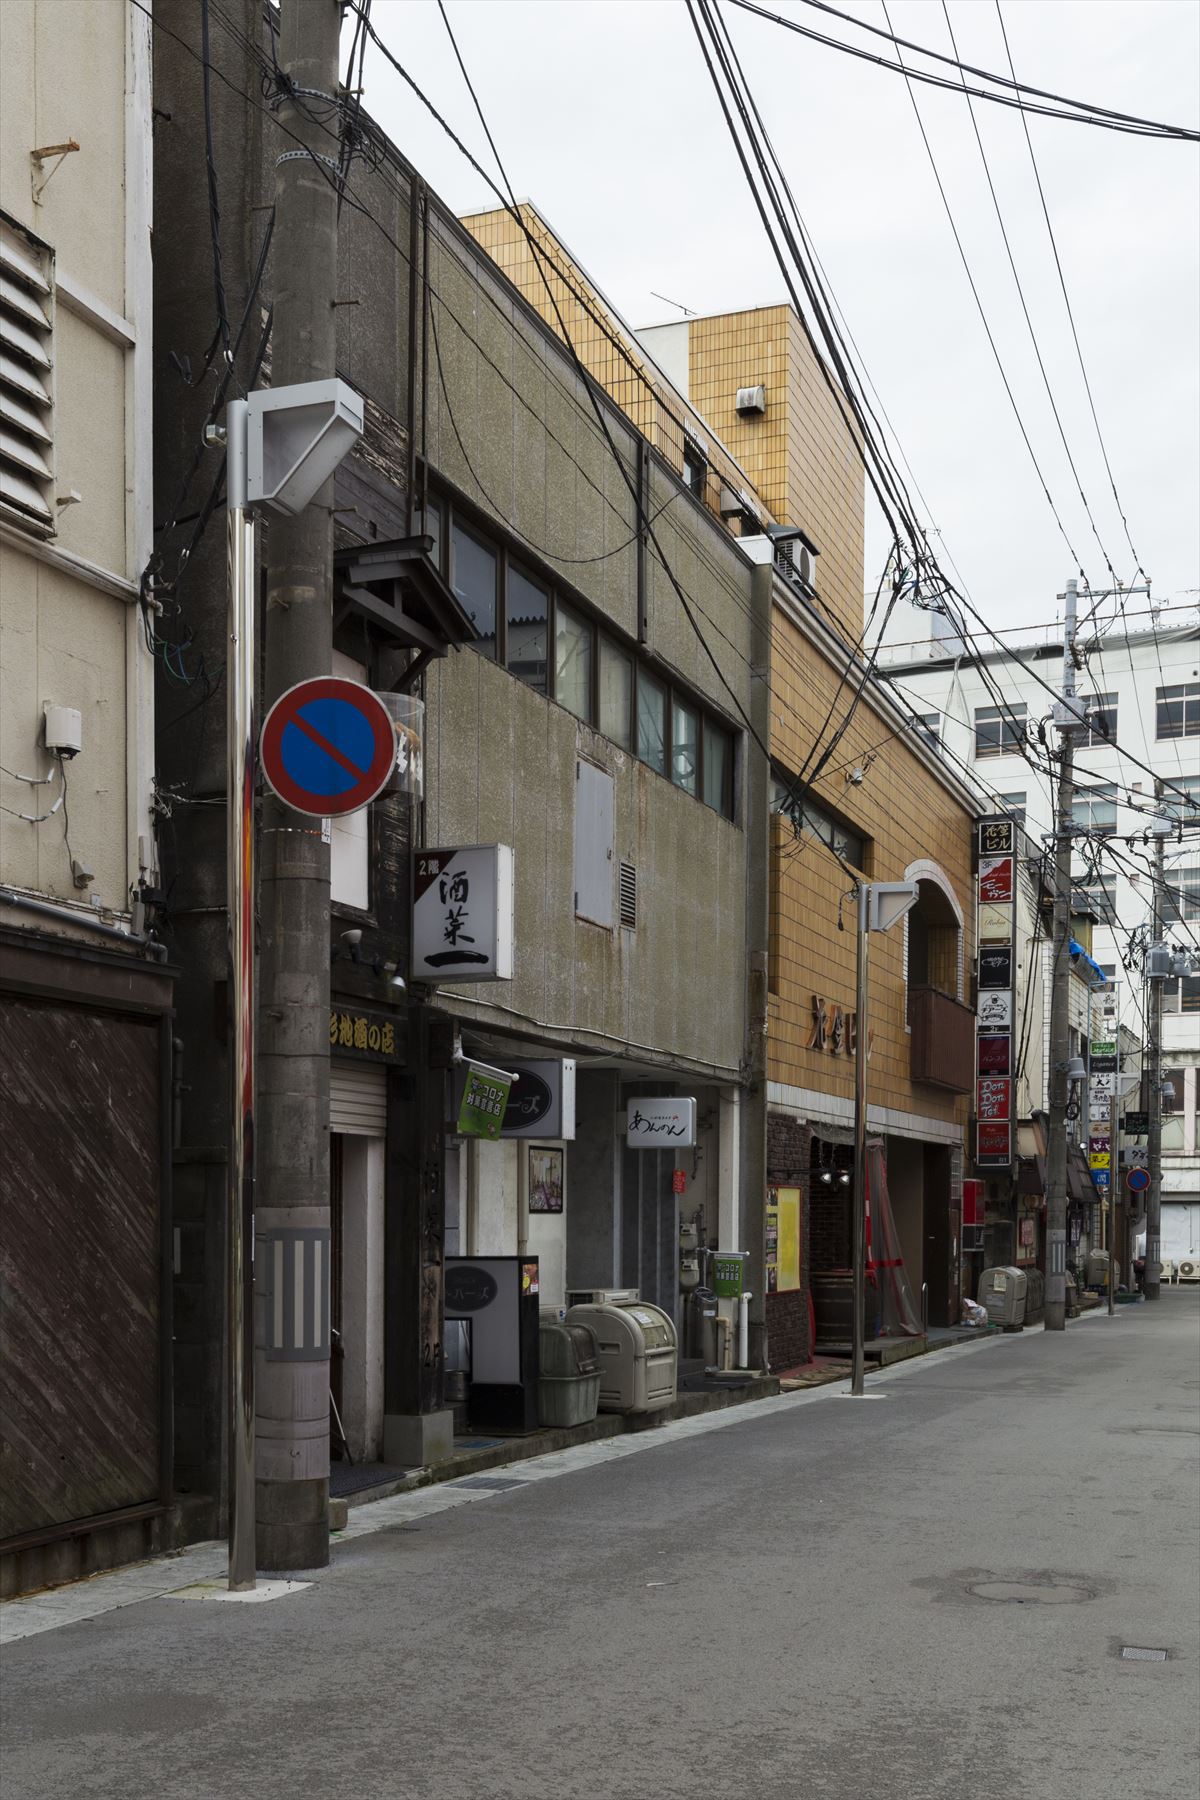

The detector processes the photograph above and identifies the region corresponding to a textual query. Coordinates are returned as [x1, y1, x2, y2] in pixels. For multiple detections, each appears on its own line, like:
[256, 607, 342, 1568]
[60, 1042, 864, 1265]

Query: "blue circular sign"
[1126, 1165, 1151, 1193]
[260, 677, 395, 817]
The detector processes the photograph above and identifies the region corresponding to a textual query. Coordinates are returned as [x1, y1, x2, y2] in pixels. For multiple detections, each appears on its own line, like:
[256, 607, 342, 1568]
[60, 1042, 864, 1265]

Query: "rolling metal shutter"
[330, 1059, 387, 1135]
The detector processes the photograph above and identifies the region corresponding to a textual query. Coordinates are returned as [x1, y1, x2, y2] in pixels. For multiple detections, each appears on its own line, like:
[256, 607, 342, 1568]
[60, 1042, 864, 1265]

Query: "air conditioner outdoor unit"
[565, 1287, 640, 1308]
[1176, 1259, 1199, 1284]
[1158, 1259, 1174, 1285]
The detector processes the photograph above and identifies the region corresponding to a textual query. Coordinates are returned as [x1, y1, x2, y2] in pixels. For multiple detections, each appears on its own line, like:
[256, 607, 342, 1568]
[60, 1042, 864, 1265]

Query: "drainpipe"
[737, 1290, 751, 1370]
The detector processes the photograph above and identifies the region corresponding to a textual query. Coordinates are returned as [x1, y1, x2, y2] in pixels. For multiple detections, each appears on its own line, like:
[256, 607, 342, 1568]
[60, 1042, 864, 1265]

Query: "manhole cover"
[968, 1580, 1092, 1605]
[1121, 1646, 1168, 1662]
[451, 1475, 529, 1492]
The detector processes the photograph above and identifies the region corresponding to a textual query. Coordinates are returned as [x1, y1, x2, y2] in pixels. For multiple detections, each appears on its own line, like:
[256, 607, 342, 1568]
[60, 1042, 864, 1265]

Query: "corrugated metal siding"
[0, 997, 161, 1541]
[330, 1059, 386, 1135]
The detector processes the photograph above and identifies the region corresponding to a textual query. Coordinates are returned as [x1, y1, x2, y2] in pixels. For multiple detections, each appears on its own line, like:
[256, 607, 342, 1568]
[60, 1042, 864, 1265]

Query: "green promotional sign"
[457, 1066, 513, 1141]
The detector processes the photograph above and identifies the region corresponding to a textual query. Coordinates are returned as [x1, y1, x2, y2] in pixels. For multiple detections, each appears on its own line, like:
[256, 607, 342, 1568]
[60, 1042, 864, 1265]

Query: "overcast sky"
[361, 0, 1200, 637]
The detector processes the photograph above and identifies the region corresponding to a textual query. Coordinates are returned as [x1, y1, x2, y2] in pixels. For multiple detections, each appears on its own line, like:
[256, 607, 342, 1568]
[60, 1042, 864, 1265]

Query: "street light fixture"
[850, 881, 920, 1399]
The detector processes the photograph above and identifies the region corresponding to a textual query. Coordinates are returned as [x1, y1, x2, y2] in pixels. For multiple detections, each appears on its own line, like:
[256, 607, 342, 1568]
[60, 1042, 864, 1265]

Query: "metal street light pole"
[1145, 789, 1167, 1301]
[850, 881, 919, 1399]
[225, 399, 257, 1592]
[851, 883, 870, 1398]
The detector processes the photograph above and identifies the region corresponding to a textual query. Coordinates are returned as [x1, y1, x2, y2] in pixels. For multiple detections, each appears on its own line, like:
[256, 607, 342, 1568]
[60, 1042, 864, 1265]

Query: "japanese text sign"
[413, 846, 514, 983]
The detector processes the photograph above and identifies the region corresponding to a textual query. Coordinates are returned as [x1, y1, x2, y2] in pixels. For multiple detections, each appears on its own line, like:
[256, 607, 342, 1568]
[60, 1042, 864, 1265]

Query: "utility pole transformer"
[1043, 577, 1080, 1333]
[257, 0, 343, 1571]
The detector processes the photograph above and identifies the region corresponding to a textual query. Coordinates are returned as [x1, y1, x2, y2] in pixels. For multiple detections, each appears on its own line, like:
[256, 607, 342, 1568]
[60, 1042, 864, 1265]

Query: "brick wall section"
[811, 1186, 851, 1272]
[766, 1112, 813, 1368]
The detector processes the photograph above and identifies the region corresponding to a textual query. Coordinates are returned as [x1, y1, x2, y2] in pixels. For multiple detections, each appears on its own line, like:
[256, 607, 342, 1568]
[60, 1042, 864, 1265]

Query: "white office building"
[875, 605, 1199, 1263]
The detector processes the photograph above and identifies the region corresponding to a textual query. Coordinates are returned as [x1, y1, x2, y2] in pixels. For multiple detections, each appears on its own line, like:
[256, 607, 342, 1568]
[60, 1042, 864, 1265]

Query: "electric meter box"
[711, 1251, 748, 1299]
[565, 1299, 678, 1414]
[978, 1265, 1028, 1328]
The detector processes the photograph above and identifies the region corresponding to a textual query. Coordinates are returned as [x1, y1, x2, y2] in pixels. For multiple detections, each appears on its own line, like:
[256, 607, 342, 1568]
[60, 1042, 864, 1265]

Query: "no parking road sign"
[1126, 1165, 1151, 1194]
[261, 677, 395, 817]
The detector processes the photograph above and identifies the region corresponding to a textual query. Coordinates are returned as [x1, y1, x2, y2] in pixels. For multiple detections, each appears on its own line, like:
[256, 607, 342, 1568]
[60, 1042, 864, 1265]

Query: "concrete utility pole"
[1144, 785, 1166, 1302]
[1043, 576, 1081, 1333]
[257, 0, 342, 1571]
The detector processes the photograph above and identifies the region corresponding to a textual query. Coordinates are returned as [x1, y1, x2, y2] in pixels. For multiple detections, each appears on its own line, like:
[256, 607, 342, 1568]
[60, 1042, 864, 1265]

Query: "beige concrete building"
[462, 203, 980, 1362]
[1, 1, 172, 1598]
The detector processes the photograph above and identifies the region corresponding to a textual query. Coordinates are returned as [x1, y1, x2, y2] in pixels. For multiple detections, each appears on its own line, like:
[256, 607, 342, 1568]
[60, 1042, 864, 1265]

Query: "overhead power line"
[993, 0, 1147, 585]
[728, 0, 1200, 141]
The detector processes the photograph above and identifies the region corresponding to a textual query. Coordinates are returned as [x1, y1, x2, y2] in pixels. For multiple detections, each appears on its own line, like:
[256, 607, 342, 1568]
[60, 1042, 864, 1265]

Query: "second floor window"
[997, 791, 1027, 826]
[1156, 683, 1199, 740]
[1072, 783, 1117, 836]
[771, 775, 867, 871]
[433, 493, 737, 818]
[1081, 692, 1117, 746]
[1164, 864, 1199, 923]
[974, 702, 1027, 759]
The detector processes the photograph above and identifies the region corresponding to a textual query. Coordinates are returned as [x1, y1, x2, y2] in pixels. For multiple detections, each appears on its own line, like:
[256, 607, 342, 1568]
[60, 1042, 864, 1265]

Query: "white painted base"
[162, 1579, 311, 1604]
[834, 1392, 888, 1401]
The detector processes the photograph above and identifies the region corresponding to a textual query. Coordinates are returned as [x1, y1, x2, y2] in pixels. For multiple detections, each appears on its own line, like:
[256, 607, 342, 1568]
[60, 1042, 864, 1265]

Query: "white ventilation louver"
[0, 218, 55, 534]
[736, 384, 766, 416]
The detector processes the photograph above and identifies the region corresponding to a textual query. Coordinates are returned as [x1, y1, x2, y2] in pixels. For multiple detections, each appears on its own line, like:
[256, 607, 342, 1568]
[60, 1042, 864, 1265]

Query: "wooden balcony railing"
[909, 984, 976, 1093]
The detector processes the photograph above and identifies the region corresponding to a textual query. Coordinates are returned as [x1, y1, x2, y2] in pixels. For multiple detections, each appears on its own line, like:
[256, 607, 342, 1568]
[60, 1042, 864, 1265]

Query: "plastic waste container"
[978, 1265, 1028, 1328]
[566, 1299, 678, 1414]
[537, 1320, 601, 1428]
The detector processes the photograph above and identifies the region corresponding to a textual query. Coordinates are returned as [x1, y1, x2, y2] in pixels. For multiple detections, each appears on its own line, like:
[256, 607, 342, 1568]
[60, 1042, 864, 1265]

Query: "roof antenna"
[649, 290, 696, 317]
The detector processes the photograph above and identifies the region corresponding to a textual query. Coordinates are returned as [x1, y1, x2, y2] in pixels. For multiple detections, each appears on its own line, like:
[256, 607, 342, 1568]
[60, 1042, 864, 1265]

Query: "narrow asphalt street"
[2, 1295, 1197, 1800]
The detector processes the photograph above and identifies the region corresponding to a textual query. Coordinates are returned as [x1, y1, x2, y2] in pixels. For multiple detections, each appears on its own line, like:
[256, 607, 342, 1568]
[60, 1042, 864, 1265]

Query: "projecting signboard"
[977, 991, 1013, 1030]
[977, 817, 1016, 857]
[626, 1098, 697, 1147]
[978, 856, 1014, 903]
[412, 846, 514, 982]
[501, 1060, 576, 1139]
[975, 1119, 1012, 1165]
[978, 947, 1013, 989]
[979, 904, 1015, 943]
